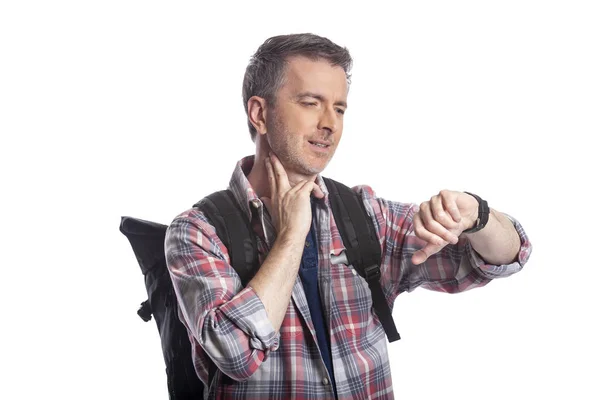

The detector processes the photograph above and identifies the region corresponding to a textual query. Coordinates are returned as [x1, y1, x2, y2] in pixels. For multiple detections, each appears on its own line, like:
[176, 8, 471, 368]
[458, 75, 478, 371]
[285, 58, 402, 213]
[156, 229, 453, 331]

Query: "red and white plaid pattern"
[165, 156, 532, 399]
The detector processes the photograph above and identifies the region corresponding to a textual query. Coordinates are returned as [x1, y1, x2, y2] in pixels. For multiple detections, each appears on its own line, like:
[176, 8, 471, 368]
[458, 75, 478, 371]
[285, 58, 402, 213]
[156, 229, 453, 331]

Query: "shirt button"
[322, 377, 329, 385]
[305, 241, 310, 248]
[251, 199, 261, 209]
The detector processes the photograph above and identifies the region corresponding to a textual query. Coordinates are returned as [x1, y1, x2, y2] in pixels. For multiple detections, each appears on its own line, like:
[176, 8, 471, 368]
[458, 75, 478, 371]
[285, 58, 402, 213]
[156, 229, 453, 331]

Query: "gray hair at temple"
[242, 33, 353, 142]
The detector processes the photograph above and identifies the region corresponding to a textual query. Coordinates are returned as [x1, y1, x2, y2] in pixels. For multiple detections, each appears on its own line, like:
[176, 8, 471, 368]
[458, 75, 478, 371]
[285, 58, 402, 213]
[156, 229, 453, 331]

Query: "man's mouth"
[308, 140, 331, 148]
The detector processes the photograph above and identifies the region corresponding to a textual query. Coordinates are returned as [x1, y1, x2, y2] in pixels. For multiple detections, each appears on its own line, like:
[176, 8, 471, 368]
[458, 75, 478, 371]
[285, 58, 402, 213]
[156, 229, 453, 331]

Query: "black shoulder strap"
[193, 190, 259, 287]
[323, 178, 401, 342]
[193, 190, 259, 388]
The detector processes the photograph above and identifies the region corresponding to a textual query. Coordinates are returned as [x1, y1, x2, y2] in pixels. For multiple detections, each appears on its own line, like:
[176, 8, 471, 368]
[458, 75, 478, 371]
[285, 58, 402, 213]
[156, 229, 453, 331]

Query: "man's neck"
[247, 153, 317, 200]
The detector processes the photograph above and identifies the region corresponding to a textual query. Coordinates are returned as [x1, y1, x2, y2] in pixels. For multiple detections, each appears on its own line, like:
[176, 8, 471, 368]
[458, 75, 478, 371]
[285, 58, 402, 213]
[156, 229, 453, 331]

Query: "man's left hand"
[411, 190, 479, 264]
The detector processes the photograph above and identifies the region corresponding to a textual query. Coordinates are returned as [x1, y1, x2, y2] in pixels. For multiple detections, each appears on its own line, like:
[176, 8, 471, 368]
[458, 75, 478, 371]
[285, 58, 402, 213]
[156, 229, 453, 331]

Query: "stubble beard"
[266, 114, 331, 176]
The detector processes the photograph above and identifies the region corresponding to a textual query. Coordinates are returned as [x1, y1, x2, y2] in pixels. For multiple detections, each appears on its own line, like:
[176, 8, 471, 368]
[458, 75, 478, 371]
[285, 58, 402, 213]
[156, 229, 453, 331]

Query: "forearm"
[462, 208, 521, 265]
[248, 232, 305, 332]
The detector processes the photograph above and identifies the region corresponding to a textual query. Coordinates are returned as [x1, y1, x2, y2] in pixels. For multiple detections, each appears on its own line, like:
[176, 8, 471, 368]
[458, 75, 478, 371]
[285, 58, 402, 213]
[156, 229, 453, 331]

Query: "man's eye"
[336, 108, 346, 115]
[302, 102, 317, 106]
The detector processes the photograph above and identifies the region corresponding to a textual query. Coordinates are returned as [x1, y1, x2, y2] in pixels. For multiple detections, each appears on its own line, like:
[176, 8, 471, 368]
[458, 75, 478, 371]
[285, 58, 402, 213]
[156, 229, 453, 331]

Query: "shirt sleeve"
[164, 209, 279, 382]
[357, 186, 532, 298]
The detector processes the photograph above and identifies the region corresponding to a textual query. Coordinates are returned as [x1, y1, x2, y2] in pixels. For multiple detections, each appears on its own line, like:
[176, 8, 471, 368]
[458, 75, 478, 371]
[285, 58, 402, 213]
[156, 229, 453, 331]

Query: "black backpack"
[119, 178, 400, 399]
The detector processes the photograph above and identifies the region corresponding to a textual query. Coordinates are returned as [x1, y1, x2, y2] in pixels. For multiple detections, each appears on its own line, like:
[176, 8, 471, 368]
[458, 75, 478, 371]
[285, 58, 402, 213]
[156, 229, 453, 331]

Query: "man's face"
[265, 56, 348, 176]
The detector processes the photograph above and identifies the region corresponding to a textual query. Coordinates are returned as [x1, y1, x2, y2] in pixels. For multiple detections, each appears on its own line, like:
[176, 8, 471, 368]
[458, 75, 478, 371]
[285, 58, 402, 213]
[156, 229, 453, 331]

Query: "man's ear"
[248, 96, 268, 136]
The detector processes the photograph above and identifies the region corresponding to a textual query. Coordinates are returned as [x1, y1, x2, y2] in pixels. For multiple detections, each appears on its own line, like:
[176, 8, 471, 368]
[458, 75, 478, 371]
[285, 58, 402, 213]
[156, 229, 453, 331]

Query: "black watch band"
[462, 192, 489, 234]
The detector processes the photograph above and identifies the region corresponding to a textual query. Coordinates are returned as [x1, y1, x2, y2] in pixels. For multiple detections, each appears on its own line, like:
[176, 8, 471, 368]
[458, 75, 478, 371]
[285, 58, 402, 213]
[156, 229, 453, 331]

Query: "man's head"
[243, 33, 353, 176]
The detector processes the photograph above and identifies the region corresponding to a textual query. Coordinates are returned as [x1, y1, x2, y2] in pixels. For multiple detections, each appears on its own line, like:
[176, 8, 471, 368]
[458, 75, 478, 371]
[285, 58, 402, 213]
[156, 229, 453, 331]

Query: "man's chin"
[297, 162, 328, 176]
[282, 153, 331, 176]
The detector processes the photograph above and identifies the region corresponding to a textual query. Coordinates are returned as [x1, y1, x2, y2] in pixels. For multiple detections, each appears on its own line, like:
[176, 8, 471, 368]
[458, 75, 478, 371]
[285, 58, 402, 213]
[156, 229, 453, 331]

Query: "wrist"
[276, 229, 308, 249]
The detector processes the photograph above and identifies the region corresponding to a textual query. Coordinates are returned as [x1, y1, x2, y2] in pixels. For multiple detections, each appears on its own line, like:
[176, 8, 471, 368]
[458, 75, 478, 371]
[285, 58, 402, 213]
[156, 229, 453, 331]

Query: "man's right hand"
[260, 153, 323, 241]
[248, 153, 323, 331]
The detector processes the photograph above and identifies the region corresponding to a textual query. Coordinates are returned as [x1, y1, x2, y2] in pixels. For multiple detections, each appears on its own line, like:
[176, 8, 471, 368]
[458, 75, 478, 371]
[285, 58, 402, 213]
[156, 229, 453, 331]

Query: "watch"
[462, 192, 490, 234]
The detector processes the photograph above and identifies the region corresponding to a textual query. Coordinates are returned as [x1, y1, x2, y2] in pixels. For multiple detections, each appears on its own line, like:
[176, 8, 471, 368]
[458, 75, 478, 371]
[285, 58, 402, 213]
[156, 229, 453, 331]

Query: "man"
[165, 33, 532, 399]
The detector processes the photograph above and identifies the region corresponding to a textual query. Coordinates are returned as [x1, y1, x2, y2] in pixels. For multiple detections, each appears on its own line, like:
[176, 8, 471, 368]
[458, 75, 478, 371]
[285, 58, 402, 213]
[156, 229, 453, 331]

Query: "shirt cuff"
[466, 213, 532, 279]
[217, 286, 281, 353]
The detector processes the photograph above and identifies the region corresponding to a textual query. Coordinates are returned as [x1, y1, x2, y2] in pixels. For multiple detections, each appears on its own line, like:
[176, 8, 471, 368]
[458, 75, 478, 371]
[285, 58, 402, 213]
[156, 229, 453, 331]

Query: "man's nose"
[317, 107, 338, 133]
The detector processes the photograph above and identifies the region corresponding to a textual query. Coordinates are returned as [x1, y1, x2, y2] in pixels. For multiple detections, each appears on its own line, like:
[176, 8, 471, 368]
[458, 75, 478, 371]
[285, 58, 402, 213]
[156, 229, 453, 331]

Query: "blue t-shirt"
[298, 200, 337, 397]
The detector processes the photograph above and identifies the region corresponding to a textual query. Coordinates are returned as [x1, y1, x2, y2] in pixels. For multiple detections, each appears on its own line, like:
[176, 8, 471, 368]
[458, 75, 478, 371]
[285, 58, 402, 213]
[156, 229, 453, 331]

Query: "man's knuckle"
[423, 217, 437, 230]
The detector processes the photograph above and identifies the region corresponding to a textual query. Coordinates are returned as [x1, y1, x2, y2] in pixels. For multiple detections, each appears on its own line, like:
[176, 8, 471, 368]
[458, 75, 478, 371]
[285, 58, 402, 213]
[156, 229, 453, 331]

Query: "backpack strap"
[323, 178, 401, 342]
[193, 190, 259, 287]
[193, 190, 259, 388]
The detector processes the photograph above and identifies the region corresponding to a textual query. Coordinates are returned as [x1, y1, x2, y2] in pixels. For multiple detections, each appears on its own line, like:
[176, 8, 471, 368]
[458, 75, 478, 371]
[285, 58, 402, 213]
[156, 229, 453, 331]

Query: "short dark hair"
[242, 33, 353, 141]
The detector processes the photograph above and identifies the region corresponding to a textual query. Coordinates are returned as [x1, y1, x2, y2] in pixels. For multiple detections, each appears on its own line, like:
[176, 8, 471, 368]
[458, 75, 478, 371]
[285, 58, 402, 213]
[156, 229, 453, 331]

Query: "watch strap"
[462, 192, 489, 234]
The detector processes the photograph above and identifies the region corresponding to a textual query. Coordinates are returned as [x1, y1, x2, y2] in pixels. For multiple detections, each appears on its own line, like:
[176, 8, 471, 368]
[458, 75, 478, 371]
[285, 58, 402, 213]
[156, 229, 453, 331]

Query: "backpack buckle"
[137, 300, 152, 322]
[364, 264, 381, 282]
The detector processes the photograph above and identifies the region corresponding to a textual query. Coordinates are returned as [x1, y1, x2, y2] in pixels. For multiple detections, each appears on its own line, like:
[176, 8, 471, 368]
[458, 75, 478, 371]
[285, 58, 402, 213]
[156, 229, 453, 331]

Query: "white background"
[1, 1, 599, 399]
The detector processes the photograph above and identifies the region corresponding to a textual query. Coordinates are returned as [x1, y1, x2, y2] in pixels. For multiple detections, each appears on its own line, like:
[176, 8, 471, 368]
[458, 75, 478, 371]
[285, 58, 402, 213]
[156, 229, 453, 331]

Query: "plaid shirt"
[165, 156, 532, 400]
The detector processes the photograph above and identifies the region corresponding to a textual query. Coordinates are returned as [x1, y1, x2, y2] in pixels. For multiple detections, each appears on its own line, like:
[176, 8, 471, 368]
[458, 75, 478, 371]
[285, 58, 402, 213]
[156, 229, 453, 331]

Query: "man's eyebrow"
[296, 92, 347, 108]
